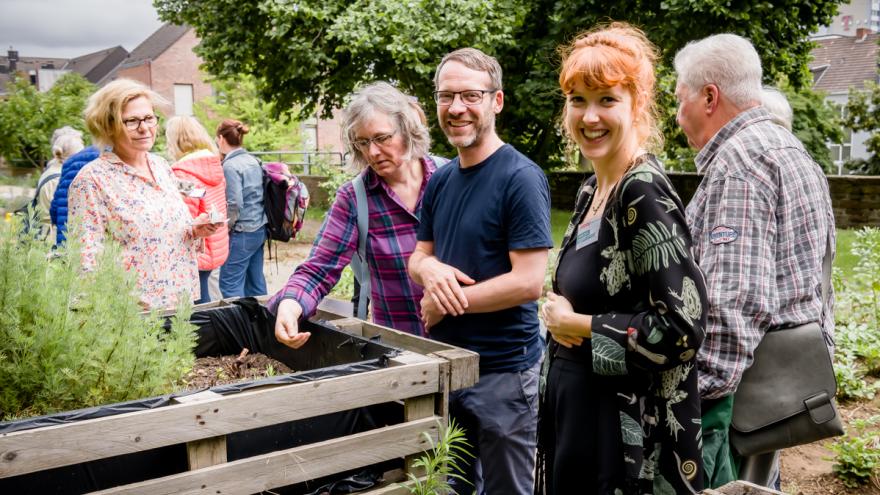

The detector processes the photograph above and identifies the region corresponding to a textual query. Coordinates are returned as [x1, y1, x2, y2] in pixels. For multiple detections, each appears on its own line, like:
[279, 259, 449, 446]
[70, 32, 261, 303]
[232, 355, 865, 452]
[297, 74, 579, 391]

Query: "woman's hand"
[541, 291, 590, 348]
[191, 213, 223, 238]
[275, 299, 311, 349]
[420, 294, 444, 332]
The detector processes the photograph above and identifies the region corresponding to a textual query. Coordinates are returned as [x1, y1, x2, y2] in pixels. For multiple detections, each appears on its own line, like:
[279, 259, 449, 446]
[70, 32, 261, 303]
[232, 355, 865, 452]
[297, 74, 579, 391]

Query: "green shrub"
[830, 416, 880, 488]
[0, 219, 197, 420]
[402, 418, 473, 495]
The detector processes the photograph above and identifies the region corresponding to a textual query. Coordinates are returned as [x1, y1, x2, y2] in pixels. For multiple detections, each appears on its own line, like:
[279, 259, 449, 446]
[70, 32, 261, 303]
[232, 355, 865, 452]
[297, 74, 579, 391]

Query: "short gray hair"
[674, 33, 762, 109]
[761, 86, 793, 131]
[434, 47, 503, 91]
[342, 82, 431, 171]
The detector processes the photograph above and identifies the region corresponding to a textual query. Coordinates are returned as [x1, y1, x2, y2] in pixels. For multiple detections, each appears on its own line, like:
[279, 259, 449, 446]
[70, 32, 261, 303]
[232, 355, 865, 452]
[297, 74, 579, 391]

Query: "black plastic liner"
[0, 299, 405, 494]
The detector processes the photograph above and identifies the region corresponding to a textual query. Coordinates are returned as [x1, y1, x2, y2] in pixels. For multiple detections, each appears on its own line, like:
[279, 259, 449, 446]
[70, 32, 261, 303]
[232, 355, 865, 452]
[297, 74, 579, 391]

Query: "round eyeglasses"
[122, 115, 159, 131]
[433, 89, 497, 106]
[352, 131, 396, 152]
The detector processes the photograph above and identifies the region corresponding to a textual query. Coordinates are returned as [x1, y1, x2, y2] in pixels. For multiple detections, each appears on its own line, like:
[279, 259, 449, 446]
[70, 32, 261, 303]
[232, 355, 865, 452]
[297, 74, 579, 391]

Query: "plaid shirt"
[267, 157, 436, 336]
[686, 107, 836, 400]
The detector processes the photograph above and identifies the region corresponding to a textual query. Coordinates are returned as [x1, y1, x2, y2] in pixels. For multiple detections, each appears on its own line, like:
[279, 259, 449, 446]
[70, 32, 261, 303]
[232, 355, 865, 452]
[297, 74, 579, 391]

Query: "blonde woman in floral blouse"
[69, 79, 222, 310]
[537, 24, 709, 494]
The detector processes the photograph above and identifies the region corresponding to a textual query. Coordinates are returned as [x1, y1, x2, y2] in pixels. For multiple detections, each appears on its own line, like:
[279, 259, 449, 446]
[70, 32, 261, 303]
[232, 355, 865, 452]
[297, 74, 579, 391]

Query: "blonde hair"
[165, 115, 218, 161]
[83, 79, 167, 150]
[52, 133, 85, 162]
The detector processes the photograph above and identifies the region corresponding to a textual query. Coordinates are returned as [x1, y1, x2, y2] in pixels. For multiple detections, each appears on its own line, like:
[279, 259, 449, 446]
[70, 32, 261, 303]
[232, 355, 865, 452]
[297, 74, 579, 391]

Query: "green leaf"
[592, 333, 628, 376]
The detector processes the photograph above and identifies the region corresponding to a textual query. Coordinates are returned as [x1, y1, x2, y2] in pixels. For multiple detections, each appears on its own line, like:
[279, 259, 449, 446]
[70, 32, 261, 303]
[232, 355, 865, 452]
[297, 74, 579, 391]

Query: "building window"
[173, 84, 194, 116]
[829, 127, 853, 166]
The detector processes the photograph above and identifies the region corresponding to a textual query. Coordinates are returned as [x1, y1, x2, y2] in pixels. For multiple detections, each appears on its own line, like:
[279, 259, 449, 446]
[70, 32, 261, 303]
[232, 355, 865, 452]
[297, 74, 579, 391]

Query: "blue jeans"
[448, 361, 540, 495]
[220, 228, 267, 298]
[196, 270, 212, 304]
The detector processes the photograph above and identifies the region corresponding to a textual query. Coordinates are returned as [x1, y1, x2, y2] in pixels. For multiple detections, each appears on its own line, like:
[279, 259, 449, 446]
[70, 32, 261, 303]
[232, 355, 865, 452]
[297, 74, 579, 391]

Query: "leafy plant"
[157, 0, 842, 170]
[193, 75, 306, 153]
[0, 73, 94, 168]
[401, 419, 473, 495]
[830, 415, 880, 488]
[0, 219, 197, 420]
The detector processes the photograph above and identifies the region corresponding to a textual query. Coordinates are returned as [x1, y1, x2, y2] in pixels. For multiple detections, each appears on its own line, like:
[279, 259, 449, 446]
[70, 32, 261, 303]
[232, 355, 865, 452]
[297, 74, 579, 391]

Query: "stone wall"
[548, 171, 880, 229]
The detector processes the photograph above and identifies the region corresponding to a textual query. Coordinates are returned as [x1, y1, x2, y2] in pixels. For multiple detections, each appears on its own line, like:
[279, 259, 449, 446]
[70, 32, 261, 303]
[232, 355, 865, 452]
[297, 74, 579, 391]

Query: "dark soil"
[183, 349, 293, 389]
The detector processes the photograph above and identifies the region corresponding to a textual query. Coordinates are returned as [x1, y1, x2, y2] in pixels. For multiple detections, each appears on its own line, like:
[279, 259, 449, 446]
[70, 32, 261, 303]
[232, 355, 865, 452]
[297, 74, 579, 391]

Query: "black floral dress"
[537, 154, 708, 495]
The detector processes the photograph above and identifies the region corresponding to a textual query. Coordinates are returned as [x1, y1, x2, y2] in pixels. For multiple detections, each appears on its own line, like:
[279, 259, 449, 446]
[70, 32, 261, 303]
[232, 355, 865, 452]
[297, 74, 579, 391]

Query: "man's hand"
[419, 257, 475, 316]
[275, 299, 311, 349]
[420, 294, 445, 332]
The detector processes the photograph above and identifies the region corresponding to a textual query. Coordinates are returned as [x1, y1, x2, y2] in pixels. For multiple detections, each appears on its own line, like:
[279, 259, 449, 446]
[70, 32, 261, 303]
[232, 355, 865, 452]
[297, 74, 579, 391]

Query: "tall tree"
[0, 73, 94, 168]
[844, 81, 880, 174]
[155, 0, 842, 168]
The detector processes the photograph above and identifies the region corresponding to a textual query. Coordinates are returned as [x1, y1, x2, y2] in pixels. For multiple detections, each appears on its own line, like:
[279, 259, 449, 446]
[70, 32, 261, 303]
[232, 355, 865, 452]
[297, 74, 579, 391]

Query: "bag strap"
[351, 174, 371, 320]
[31, 172, 61, 208]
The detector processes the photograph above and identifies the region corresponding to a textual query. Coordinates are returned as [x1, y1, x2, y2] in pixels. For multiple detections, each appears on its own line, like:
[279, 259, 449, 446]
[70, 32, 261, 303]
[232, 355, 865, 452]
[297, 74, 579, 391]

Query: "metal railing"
[250, 151, 345, 175]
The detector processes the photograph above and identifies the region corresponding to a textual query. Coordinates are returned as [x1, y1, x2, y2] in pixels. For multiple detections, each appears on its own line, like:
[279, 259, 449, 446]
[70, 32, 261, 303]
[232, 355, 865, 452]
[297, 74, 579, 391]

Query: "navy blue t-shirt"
[417, 144, 552, 373]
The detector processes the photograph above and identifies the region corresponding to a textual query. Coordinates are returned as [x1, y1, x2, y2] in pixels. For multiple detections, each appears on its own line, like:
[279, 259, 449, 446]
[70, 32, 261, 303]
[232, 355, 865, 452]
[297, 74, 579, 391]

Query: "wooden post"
[172, 391, 227, 470]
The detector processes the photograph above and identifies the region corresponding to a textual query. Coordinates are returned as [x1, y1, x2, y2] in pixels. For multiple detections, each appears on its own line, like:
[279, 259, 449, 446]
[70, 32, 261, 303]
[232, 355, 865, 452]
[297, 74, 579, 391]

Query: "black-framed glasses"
[352, 131, 397, 152]
[433, 89, 497, 106]
[122, 115, 159, 131]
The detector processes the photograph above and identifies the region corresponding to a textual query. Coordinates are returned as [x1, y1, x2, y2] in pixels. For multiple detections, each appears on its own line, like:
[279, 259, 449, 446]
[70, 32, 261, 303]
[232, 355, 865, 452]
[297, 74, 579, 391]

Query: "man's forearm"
[460, 271, 543, 314]
[407, 249, 432, 286]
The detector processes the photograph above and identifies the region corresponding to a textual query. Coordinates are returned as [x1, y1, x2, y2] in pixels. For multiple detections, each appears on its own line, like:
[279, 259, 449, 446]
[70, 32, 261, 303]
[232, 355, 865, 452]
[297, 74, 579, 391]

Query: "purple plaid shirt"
[686, 107, 836, 400]
[267, 157, 436, 336]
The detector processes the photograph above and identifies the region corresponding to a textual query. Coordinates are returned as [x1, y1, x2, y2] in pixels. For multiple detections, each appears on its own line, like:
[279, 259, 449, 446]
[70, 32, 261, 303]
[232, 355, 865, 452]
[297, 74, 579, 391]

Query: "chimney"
[856, 28, 872, 41]
[7, 48, 18, 71]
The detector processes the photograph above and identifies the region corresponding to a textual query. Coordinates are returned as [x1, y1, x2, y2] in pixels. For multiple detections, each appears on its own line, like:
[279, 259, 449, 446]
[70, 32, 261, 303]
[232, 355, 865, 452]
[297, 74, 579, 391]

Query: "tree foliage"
[193, 75, 305, 152]
[782, 81, 844, 174]
[844, 81, 880, 174]
[156, 0, 843, 168]
[0, 72, 94, 168]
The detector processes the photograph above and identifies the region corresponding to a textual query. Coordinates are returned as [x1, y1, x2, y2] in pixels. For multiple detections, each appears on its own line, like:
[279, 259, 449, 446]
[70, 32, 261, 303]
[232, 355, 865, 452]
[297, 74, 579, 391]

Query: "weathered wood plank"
[172, 392, 228, 470]
[430, 348, 479, 390]
[705, 480, 786, 495]
[91, 418, 440, 495]
[403, 394, 436, 475]
[0, 362, 439, 478]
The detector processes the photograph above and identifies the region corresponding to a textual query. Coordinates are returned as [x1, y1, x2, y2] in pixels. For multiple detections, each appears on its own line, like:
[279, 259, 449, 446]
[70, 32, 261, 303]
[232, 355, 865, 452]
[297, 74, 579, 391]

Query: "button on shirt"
[685, 107, 836, 400]
[68, 152, 199, 310]
[267, 157, 437, 336]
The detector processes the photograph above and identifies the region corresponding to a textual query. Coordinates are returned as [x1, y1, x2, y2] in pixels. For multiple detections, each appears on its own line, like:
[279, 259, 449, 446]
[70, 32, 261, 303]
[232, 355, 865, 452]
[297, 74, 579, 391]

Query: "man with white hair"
[673, 34, 835, 488]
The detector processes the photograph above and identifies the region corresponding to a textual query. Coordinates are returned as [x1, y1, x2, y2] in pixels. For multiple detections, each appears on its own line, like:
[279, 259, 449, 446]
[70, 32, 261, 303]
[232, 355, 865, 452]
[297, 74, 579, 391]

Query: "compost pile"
[183, 348, 293, 389]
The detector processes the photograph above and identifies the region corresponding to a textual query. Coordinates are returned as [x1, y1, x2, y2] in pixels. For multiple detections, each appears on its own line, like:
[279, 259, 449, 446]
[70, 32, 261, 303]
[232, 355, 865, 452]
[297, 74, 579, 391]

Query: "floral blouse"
[549, 154, 709, 494]
[68, 152, 199, 310]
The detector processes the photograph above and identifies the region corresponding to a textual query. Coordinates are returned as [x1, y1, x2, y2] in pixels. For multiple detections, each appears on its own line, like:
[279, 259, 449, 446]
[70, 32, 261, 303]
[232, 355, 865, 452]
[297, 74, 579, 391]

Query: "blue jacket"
[50, 145, 100, 245]
[222, 148, 266, 232]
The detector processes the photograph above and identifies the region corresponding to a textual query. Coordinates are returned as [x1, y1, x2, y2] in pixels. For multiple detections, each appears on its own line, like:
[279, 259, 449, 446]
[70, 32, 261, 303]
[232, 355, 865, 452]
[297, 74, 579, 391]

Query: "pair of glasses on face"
[433, 89, 496, 106]
[352, 131, 396, 152]
[122, 115, 158, 131]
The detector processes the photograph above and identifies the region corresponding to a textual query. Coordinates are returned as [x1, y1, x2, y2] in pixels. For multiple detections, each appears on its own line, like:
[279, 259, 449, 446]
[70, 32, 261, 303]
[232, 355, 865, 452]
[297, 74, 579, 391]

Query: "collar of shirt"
[694, 107, 772, 174]
[100, 151, 164, 184]
[362, 155, 438, 215]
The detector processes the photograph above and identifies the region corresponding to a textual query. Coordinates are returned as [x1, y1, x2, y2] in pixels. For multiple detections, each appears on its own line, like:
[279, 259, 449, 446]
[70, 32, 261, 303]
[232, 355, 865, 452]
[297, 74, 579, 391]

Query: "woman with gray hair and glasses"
[267, 81, 447, 349]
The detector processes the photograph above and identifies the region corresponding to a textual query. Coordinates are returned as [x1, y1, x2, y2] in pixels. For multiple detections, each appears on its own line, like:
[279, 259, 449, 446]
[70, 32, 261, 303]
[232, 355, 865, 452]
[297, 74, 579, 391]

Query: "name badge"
[576, 217, 601, 250]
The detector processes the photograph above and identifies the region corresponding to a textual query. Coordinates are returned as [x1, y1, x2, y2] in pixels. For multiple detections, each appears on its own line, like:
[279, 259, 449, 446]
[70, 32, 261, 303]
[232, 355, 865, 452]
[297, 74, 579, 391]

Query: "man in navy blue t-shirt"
[409, 47, 552, 495]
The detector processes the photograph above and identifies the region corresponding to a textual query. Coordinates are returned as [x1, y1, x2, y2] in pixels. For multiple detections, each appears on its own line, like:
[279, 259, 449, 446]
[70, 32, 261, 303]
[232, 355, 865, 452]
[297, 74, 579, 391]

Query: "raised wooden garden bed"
[0, 298, 479, 494]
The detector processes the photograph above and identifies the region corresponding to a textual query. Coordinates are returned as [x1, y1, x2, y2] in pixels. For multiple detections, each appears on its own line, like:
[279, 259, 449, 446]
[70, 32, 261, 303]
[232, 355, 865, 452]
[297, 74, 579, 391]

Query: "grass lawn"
[835, 229, 858, 279]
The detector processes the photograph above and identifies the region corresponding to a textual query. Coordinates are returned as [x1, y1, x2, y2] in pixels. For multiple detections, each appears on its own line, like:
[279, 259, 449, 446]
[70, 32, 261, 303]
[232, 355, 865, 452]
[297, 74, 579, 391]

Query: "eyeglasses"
[122, 115, 158, 131]
[352, 131, 396, 152]
[433, 89, 497, 106]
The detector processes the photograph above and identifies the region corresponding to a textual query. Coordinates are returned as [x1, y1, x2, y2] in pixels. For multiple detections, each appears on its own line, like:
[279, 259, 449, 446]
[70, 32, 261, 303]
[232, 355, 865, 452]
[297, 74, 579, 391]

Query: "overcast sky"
[0, 0, 164, 58]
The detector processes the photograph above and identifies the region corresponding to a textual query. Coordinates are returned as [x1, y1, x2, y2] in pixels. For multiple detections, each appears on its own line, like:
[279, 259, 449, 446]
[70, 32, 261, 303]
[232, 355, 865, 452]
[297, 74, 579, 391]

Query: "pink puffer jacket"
[171, 151, 229, 270]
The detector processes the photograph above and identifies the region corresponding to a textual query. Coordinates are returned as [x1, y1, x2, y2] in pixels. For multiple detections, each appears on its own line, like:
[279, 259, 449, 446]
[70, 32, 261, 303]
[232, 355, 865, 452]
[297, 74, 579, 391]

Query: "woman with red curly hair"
[537, 23, 708, 494]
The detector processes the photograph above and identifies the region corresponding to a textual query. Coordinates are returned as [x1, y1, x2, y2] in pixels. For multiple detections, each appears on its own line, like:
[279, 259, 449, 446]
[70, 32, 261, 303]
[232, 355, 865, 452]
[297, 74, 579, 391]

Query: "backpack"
[15, 172, 61, 238]
[262, 161, 310, 242]
[349, 155, 449, 319]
